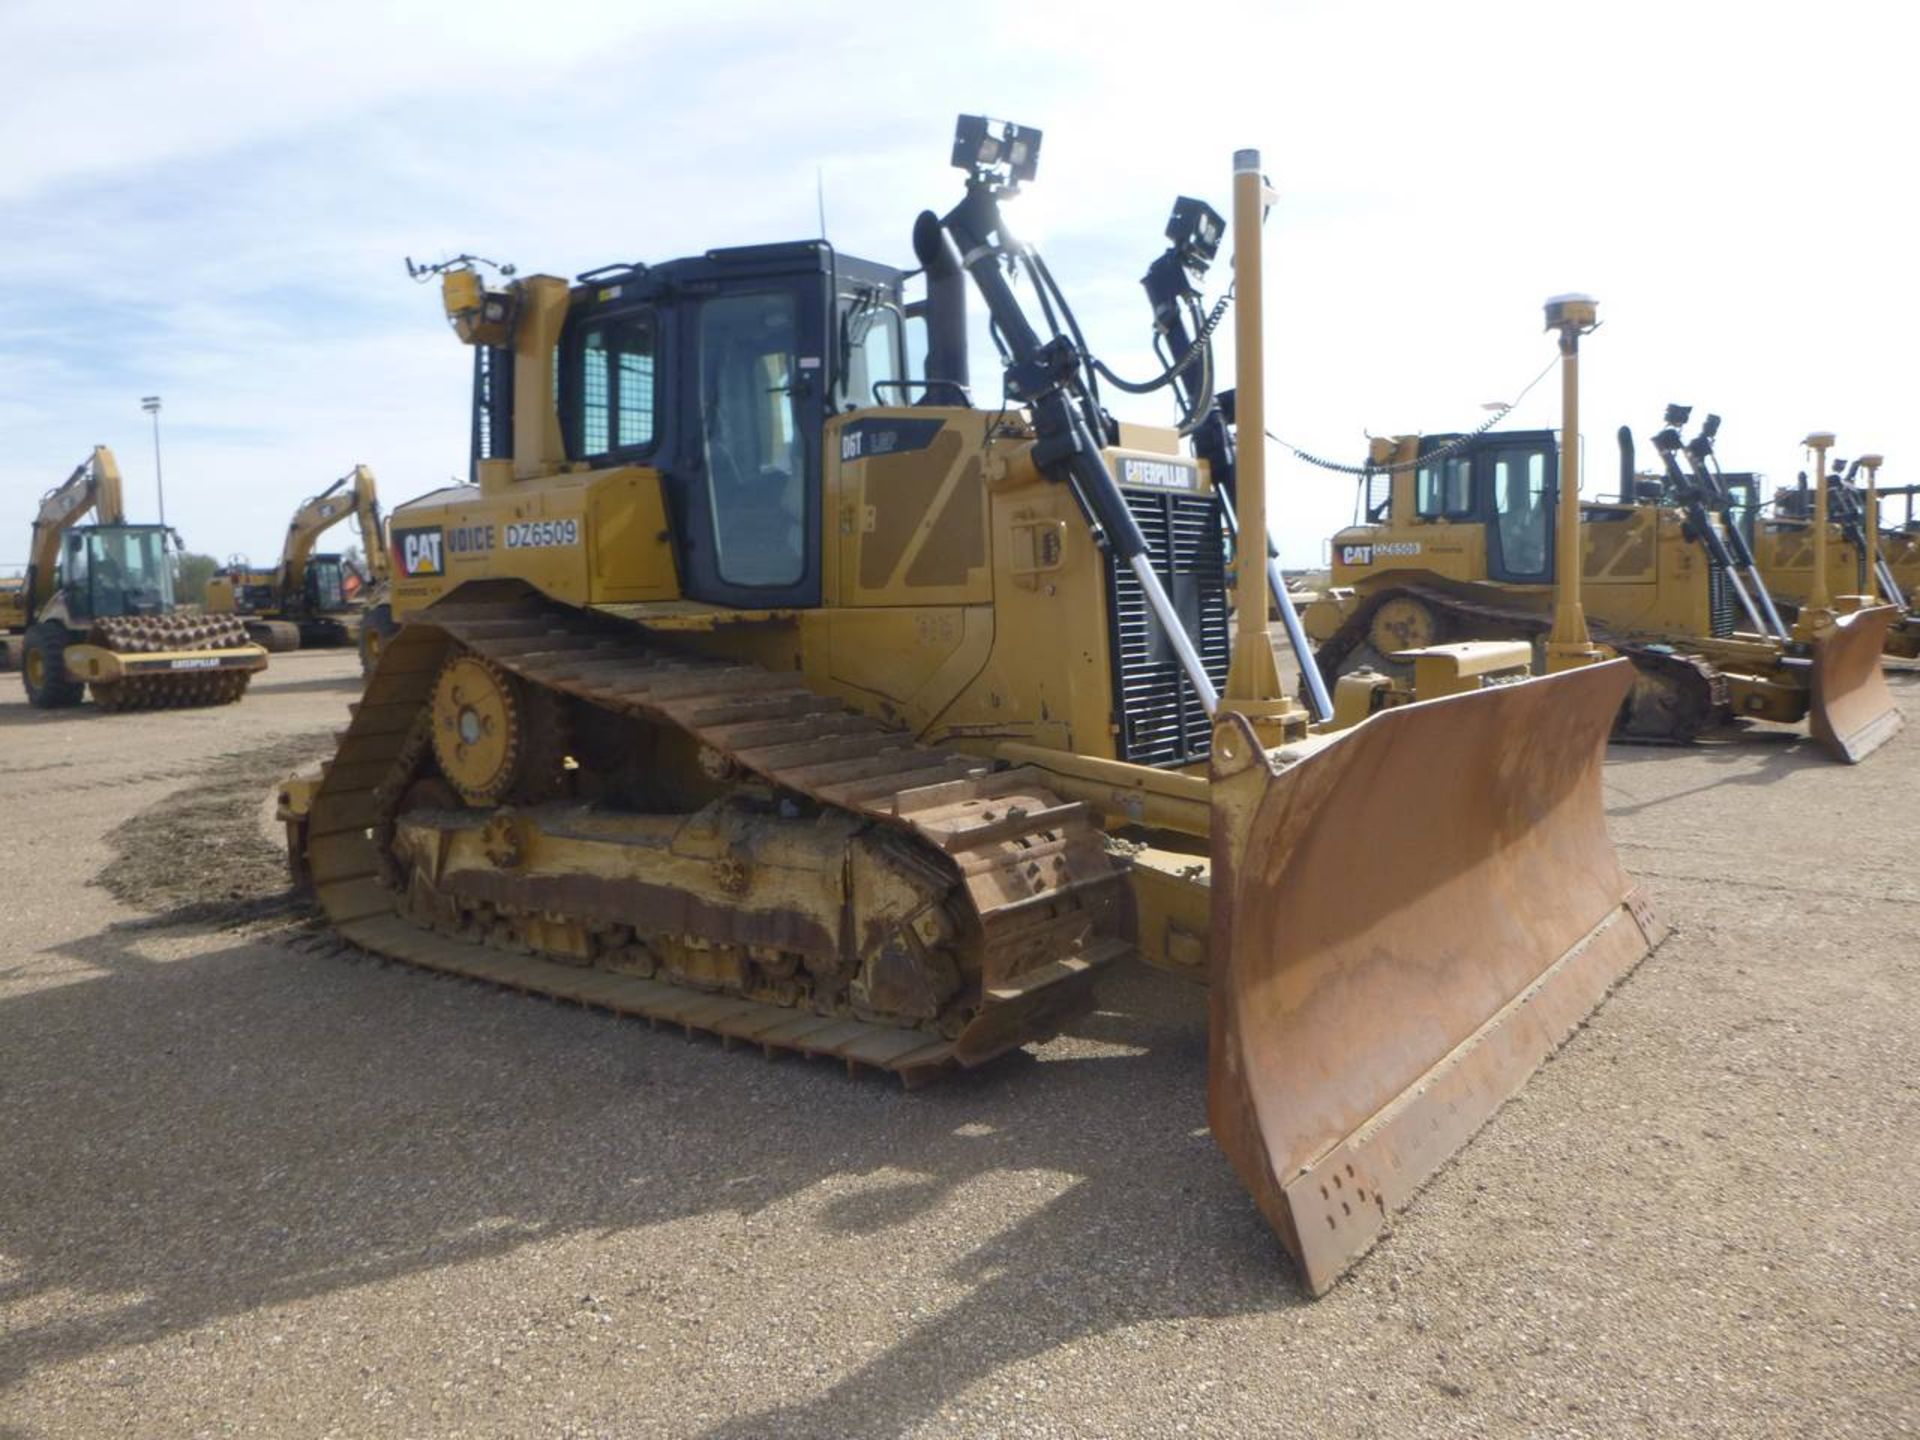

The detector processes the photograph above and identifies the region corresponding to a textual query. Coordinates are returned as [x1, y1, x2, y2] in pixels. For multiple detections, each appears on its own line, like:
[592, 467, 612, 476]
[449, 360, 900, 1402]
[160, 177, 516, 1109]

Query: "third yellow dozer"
[1302, 369, 1903, 763]
[1739, 449, 1920, 661]
[286, 123, 1663, 1293]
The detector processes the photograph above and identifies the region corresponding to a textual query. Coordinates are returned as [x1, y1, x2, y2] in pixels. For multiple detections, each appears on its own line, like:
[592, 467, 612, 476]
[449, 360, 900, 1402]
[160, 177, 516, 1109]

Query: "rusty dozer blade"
[1207, 658, 1664, 1295]
[1808, 604, 1904, 763]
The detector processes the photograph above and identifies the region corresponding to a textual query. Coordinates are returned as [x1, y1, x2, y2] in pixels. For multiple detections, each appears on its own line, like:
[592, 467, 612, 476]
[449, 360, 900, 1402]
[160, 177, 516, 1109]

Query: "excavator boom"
[25, 446, 124, 623]
[277, 465, 384, 597]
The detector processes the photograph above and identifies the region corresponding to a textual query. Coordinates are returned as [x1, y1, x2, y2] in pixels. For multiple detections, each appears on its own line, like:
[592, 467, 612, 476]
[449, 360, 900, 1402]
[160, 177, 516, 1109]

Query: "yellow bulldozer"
[206, 464, 390, 653]
[9, 446, 268, 710]
[1728, 448, 1920, 661]
[1301, 378, 1903, 763]
[282, 122, 1665, 1294]
[1876, 482, 1920, 598]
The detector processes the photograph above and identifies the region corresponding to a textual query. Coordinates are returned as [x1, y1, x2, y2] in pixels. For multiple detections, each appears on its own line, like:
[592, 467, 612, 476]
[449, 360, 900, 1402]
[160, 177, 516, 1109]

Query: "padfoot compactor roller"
[16, 447, 267, 711]
[284, 124, 1663, 1293]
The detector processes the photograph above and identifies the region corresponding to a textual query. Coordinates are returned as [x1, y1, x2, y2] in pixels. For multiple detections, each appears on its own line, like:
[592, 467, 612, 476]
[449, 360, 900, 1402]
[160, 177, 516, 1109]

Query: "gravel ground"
[2, 650, 1916, 1438]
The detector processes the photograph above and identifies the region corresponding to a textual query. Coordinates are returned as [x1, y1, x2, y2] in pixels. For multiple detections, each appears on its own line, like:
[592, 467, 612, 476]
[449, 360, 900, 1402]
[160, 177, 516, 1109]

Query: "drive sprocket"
[429, 649, 568, 806]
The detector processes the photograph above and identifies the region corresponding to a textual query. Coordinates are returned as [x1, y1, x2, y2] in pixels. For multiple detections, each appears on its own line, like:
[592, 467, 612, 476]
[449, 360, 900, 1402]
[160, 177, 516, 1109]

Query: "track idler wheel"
[430, 650, 569, 806]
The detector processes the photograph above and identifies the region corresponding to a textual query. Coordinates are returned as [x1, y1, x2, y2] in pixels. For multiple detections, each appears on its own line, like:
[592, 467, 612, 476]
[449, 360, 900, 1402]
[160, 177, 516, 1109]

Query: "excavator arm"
[277, 466, 383, 599]
[25, 446, 124, 623]
[349, 465, 389, 586]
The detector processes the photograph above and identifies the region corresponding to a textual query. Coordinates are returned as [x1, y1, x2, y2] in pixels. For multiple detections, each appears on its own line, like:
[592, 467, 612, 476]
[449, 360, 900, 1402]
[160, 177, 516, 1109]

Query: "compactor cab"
[56, 524, 177, 621]
[289, 121, 1667, 1294]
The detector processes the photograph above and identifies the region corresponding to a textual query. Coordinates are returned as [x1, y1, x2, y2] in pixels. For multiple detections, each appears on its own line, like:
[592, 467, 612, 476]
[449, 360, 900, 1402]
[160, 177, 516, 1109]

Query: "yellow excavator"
[0, 574, 29, 667]
[11, 446, 268, 710]
[282, 123, 1663, 1294]
[1302, 380, 1903, 762]
[206, 465, 389, 652]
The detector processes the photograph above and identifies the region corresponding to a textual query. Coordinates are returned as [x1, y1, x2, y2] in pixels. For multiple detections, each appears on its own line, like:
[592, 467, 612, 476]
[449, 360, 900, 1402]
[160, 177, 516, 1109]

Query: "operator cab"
[306, 553, 349, 613]
[1387, 430, 1559, 583]
[59, 525, 176, 620]
[477, 243, 912, 611]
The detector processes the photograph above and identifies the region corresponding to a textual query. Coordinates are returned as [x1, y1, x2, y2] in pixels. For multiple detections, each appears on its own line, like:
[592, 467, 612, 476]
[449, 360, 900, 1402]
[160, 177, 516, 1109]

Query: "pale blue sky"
[2, 0, 1911, 569]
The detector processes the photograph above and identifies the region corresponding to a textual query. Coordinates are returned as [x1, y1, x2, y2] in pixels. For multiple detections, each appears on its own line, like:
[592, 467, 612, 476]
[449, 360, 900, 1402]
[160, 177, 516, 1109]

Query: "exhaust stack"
[910, 210, 970, 400]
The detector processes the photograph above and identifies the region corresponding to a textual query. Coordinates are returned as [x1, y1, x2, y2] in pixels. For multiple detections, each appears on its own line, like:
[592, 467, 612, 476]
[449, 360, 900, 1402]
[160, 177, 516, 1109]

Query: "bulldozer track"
[1311, 583, 1730, 742]
[304, 594, 1130, 1085]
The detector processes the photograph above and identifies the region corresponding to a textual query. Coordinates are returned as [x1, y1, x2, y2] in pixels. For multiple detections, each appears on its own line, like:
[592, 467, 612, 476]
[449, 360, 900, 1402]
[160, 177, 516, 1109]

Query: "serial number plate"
[505, 519, 580, 549]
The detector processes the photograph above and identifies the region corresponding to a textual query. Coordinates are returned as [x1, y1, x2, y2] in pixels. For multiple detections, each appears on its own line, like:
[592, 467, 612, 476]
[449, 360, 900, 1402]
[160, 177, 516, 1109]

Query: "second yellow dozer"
[1876, 484, 1920, 602]
[1302, 348, 1902, 763]
[284, 125, 1663, 1293]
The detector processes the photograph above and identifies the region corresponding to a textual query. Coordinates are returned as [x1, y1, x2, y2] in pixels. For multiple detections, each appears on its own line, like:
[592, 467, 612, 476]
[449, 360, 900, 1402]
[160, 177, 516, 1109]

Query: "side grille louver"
[1105, 488, 1231, 767]
[1707, 557, 1735, 638]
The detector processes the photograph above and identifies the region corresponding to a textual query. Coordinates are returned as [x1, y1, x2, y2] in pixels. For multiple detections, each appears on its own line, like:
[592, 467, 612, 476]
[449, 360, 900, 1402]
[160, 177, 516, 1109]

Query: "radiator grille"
[1708, 557, 1735, 638]
[1105, 488, 1231, 767]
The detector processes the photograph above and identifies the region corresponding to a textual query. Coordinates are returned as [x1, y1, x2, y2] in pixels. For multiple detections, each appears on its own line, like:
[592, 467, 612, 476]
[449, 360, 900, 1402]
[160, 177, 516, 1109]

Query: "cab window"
[1492, 451, 1551, 578]
[308, 558, 346, 611]
[86, 529, 174, 616]
[63, 532, 89, 608]
[838, 301, 904, 409]
[700, 291, 806, 588]
[1417, 454, 1473, 517]
[568, 309, 657, 460]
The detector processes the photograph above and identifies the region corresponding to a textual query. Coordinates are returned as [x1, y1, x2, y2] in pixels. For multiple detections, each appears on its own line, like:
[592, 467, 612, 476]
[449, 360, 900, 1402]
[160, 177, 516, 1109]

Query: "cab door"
[674, 282, 827, 609]
[1481, 434, 1556, 584]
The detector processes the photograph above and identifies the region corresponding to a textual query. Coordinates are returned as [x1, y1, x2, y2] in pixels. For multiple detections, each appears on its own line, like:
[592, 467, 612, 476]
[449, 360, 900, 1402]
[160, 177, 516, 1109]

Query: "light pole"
[140, 395, 165, 526]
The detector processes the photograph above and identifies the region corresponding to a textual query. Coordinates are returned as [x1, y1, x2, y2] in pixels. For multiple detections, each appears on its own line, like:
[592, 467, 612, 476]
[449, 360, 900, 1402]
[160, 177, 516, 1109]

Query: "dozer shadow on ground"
[1598, 668, 1920, 817]
[0, 902, 1303, 1405]
[0, 734, 1303, 1411]
[8, 718, 1917, 1436]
